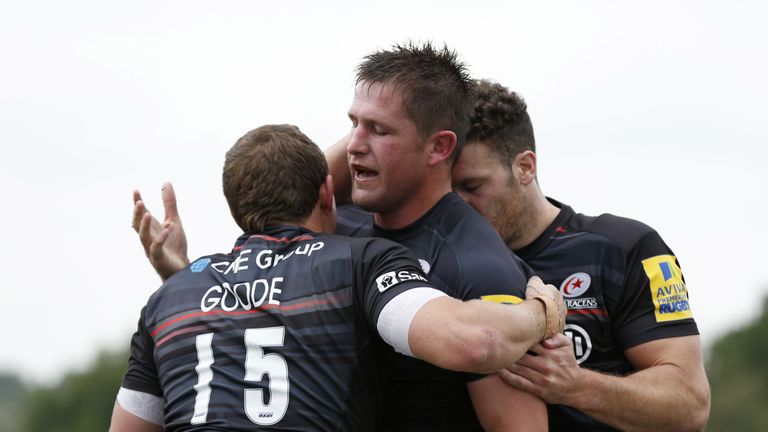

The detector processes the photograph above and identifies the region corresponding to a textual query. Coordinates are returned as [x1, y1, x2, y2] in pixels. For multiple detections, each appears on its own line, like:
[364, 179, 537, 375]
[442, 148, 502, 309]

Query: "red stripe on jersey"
[233, 234, 315, 251]
[155, 324, 209, 347]
[567, 309, 606, 316]
[149, 295, 345, 339]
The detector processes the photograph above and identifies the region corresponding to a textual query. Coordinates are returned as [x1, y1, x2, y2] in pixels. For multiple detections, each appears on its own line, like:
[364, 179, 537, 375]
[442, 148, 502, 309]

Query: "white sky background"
[1, 0, 766, 384]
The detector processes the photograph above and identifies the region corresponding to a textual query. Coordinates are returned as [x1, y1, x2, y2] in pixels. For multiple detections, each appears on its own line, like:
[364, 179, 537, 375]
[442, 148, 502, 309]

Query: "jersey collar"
[515, 197, 575, 260]
[233, 225, 316, 251]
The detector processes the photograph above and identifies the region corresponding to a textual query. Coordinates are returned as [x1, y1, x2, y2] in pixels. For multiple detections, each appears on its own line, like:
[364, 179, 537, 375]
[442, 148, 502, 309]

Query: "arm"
[500, 334, 710, 432]
[132, 182, 190, 280]
[469, 374, 547, 431]
[110, 403, 163, 432]
[406, 276, 564, 373]
[324, 133, 352, 205]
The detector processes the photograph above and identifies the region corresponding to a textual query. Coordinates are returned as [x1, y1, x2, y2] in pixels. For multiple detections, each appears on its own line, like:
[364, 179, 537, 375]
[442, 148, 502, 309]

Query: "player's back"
[140, 226, 390, 431]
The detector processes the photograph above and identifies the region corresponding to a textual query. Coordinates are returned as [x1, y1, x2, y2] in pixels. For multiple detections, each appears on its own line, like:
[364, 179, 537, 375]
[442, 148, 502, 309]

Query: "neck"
[511, 187, 560, 251]
[374, 172, 452, 230]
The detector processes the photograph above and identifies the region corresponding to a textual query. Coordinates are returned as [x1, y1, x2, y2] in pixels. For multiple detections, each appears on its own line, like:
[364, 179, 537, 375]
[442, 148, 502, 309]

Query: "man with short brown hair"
[452, 79, 711, 431]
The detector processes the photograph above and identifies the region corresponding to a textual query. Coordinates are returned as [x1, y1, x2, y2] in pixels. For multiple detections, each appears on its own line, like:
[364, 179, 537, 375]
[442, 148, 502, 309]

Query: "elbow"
[675, 379, 710, 432]
[450, 327, 505, 373]
[681, 408, 709, 432]
[689, 387, 711, 432]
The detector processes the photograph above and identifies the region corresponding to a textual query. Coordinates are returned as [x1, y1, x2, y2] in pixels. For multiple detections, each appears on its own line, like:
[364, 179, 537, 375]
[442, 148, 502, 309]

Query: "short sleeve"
[122, 306, 163, 396]
[351, 238, 434, 330]
[612, 231, 699, 350]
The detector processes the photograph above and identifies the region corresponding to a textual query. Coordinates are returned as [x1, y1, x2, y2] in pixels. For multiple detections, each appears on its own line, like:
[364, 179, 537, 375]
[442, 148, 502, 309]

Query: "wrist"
[562, 367, 598, 410]
[531, 295, 562, 340]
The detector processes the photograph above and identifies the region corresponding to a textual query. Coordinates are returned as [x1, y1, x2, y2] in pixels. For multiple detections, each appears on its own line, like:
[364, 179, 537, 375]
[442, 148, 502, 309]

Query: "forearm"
[469, 375, 547, 432]
[410, 297, 546, 373]
[565, 364, 709, 432]
[325, 133, 352, 205]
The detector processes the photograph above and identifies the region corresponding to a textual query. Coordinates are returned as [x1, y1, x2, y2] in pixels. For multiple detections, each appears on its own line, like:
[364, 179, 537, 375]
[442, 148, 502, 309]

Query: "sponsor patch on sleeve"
[641, 255, 693, 322]
[480, 295, 524, 305]
[375, 269, 428, 292]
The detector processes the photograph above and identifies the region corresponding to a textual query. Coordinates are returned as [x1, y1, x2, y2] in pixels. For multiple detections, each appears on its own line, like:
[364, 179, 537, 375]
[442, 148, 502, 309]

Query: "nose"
[347, 125, 368, 156]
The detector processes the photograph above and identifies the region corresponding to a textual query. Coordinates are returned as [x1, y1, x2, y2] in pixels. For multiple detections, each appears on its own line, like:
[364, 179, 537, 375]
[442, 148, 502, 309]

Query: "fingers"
[138, 212, 155, 256]
[148, 225, 171, 263]
[133, 200, 147, 234]
[542, 333, 572, 349]
[527, 275, 543, 287]
[497, 369, 540, 396]
[515, 351, 547, 370]
[526, 276, 545, 296]
[133, 190, 143, 205]
[161, 182, 180, 222]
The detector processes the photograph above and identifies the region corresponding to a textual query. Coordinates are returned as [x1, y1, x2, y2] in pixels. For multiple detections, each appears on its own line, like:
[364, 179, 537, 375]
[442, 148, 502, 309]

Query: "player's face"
[453, 142, 529, 248]
[346, 81, 430, 214]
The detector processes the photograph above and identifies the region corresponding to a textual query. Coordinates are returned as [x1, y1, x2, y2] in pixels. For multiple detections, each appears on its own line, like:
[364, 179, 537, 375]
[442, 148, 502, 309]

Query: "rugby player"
[130, 43, 552, 430]
[111, 124, 564, 431]
[452, 79, 710, 431]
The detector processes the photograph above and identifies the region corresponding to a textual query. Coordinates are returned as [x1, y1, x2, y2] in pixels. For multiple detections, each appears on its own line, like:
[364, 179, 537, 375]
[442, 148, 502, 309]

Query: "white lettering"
[273, 250, 295, 266]
[199, 278, 284, 312]
[251, 242, 325, 269]
[397, 270, 427, 282]
[268, 277, 283, 305]
[220, 283, 239, 312]
[211, 262, 229, 273]
[252, 279, 270, 308]
[308, 242, 324, 255]
[232, 282, 252, 310]
[255, 250, 273, 269]
[231, 249, 252, 273]
[201, 286, 222, 312]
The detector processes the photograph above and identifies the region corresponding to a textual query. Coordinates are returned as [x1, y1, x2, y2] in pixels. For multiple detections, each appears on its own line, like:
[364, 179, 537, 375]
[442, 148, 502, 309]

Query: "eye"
[371, 124, 388, 136]
[459, 181, 481, 193]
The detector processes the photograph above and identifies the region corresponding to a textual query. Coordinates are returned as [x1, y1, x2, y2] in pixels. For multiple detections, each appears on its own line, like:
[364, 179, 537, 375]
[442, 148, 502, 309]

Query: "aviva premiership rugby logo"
[642, 255, 693, 322]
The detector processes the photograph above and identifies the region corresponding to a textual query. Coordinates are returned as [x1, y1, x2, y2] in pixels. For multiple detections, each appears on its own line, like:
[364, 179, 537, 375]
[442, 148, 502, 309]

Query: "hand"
[498, 333, 582, 405]
[525, 276, 567, 338]
[132, 182, 190, 280]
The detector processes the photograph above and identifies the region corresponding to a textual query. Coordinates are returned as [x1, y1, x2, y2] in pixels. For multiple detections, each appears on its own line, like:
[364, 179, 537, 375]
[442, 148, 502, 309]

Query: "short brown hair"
[356, 41, 475, 161]
[466, 79, 535, 165]
[223, 124, 328, 233]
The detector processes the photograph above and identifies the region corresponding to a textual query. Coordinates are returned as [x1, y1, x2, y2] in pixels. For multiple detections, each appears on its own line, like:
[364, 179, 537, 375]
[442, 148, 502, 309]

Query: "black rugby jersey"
[337, 192, 534, 432]
[122, 225, 432, 431]
[516, 199, 699, 431]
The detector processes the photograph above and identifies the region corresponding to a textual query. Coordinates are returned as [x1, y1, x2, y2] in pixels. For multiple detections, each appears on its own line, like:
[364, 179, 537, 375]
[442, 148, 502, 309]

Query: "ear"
[514, 150, 538, 185]
[426, 130, 457, 167]
[318, 174, 335, 215]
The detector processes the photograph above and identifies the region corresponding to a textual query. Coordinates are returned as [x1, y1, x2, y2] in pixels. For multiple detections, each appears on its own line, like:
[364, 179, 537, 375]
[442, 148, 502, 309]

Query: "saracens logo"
[560, 272, 592, 298]
[564, 324, 592, 364]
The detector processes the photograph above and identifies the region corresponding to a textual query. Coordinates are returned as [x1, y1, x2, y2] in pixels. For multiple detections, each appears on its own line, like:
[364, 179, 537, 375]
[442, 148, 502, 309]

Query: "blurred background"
[1, 1, 766, 430]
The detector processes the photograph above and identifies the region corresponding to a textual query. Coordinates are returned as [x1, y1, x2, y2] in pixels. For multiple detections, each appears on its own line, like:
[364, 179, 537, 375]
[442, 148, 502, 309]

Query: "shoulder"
[437, 196, 530, 297]
[336, 204, 374, 237]
[573, 211, 661, 256]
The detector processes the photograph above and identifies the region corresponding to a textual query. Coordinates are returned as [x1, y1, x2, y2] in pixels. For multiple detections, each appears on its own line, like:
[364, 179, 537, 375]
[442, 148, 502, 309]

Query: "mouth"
[351, 164, 379, 182]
